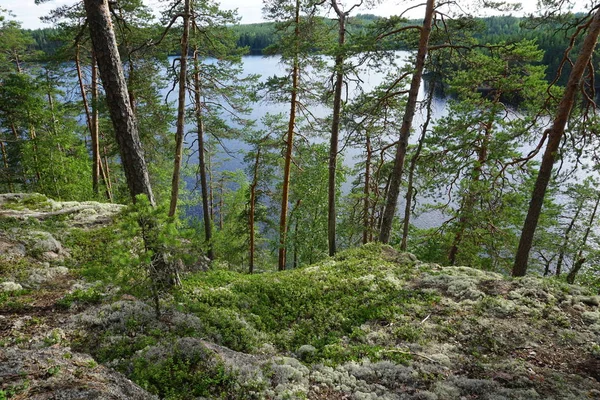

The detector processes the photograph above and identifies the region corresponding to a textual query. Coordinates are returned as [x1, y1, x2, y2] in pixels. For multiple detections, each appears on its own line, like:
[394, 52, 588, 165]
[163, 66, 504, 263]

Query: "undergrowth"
[177, 243, 438, 363]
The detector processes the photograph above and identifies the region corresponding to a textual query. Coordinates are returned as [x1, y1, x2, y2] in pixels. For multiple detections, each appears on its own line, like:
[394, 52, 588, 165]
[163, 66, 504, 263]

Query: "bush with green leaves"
[178, 243, 438, 363]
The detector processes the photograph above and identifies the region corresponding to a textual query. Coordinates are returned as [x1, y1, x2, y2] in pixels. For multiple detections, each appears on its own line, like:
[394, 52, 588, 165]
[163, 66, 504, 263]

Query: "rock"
[0, 237, 26, 258]
[25, 230, 62, 254]
[0, 347, 157, 399]
[0, 281, 22, 291]
[40, 250, 64, 261]
[24, 266, 69, 288]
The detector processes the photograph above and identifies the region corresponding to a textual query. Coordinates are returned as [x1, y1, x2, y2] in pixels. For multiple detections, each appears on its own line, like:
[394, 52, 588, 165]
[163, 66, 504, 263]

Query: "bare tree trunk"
[328, 1, 347, 257]
[401, 81, 435, 251]
[362, 132, 371, 244]
[169, 0, 191, 217]
[75, 45, 93, 148]
[379, 0, 435, 243]
[566, 191, 600, 284]
[91, 53, 113, 202]
[193, 51, 215, 260]
[448, 116, 493, 265]
[513, 8, 600, 277]
[90, 52, 101, 197]
[208, 150, 214, 222]
[278, 0, 300, 271]
[83, 0, 155, 205]
[0, 141, 13, 192]
[13, 52, 22, 74]
[28, 124, 42, 186]
[218, 178, 224, 230]
[249, 147, 261, 273]
[556, 204, 582, 276]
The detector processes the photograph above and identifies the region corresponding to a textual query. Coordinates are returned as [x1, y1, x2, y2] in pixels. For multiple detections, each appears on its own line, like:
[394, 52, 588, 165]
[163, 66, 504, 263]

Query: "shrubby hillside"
[1, 194, 599, 399]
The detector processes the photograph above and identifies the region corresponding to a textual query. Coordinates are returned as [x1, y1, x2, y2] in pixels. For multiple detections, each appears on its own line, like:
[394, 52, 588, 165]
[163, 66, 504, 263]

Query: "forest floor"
[1, 193, 600, 400]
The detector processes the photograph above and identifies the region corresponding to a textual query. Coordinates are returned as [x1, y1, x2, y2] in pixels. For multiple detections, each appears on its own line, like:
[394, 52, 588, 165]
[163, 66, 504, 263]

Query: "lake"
[169, 51, 451, 229]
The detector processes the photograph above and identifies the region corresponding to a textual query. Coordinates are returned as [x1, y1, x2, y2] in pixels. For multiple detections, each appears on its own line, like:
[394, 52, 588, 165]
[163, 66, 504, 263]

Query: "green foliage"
[66, 196, 201, 300]
[178, 243, 438, 363]
[0, 69, 92, 199]
[129, 346, 238, 399]
[56, 287, 104, 309]
[407, 41, 553, 271]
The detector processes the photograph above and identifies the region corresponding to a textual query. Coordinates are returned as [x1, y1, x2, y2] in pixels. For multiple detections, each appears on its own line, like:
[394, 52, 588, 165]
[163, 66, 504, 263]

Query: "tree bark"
[169, 0, 191, 217]
[75, 45, 93, 148]
[83, 0, 154, 205]
[379, 0, 435, 243]
[249, 146, 261, 273]
[401, 81, 435, 251]
[556, 203, 582, 276]
[0, 141, 13, 192]
[193, 51, 214, 260]
[328, 0, 347, 257]
[363, 131, 371, 244]
[448, 116, 493, 265]
[512, 8, 600, 277]
[91, 53, 113, 202]
[566, 191, 600, 283]
[278, 0, 300, 271]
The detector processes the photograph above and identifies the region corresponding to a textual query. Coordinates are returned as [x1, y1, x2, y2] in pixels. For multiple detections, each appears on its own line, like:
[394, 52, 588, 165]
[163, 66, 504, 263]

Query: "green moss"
[178, 244, 438, 363]
[56, 287, 104, 309]
[129, 344, 238, 400]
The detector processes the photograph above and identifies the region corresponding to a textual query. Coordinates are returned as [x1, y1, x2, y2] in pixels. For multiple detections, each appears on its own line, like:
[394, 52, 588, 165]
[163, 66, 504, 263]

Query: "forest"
[1, 0, 600, 398]
[3, 0, 597, 281]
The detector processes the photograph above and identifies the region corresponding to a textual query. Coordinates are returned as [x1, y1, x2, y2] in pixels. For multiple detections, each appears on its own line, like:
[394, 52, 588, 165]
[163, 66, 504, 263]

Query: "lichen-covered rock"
[582, 311, 600, 325]
[23, 265, 69, 288]
[0, 347, 157, 399]
[0, 281, 22, 291]
[573, 295, 600, 307]
[24, 230, 62, 254]
[0, 237, 26, 259]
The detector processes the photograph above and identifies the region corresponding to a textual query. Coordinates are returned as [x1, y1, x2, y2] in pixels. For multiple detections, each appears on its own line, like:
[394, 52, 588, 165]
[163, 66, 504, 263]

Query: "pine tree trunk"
[278, 0, 301, 271]
[328, 1, 346, 257]
[193, 52, 214, 260]
[91, 53, 113, 202]
[363, 132, 371, 244]
[401, 81, 435, 251]
[513, 8, 600, 277]
[169, 0, 191, 217]
[83, 0, 155, 205]
[379, 0, 435, 243]
[0, 141, 13, 192]
[75, 45, 93, 148]
[566, 191, 600, 283]
[249, 147, 261, 273]
[556, 204, 581, 276]
[448, 116, 493, 265]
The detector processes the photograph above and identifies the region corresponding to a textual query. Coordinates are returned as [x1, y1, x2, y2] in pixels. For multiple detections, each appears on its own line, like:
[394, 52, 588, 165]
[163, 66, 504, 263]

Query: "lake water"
[171, 51, 451, 229]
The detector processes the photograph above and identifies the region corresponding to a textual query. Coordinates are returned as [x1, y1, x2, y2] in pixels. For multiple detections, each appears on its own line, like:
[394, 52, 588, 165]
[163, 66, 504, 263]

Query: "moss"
[128, 340, 239, 399]
[178, 244, 438, 363]
[56, 287, 104, 310]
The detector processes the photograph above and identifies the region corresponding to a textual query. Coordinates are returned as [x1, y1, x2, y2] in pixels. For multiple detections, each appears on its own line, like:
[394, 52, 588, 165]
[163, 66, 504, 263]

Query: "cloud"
[0, 0, 74, 29]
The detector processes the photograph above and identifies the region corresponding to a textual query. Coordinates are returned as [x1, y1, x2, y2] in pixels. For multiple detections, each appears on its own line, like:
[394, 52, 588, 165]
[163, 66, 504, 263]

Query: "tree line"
[1, 0, 600, 291]
[24, 13, 595, 86]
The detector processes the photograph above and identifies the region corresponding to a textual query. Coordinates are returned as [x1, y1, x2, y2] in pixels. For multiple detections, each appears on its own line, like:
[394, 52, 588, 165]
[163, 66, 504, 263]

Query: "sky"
[0, 0, 581, 30]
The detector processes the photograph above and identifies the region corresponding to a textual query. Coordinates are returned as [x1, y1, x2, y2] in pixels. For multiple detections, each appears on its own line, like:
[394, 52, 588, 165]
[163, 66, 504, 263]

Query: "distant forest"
[25, 14, 584, 85]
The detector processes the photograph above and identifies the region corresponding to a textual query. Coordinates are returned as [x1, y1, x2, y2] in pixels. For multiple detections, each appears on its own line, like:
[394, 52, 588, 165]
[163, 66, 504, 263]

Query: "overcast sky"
[0, 0, 579, 30]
